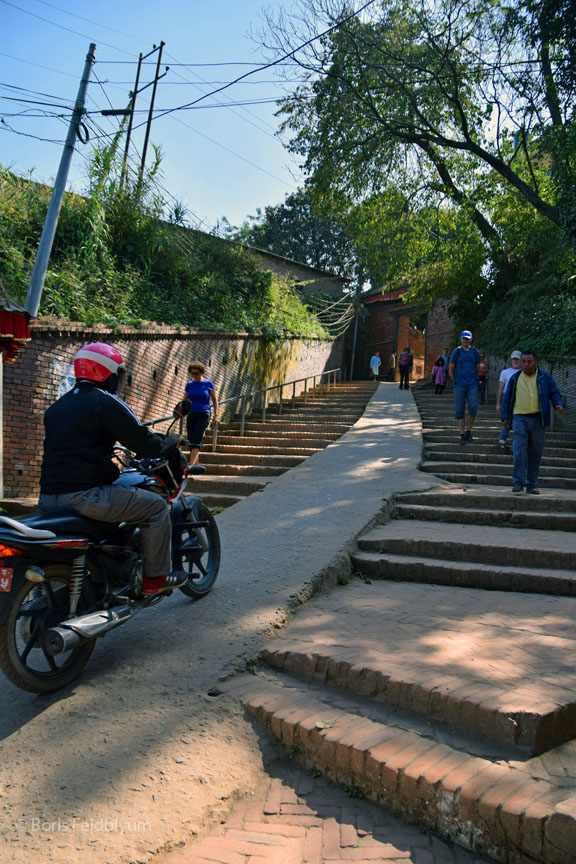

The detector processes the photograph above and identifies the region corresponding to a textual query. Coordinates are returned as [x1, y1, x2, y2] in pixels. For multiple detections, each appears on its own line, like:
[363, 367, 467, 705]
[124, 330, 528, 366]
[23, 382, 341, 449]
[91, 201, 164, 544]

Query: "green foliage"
[0, 154, 328, 339]
[222, 188, 358, 284]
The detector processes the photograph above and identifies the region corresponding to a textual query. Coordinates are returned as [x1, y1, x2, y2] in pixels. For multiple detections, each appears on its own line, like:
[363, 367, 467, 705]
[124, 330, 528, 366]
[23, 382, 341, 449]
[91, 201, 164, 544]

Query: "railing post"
[292, 381, 296, 408]
[212, 419, 218, 451]
[303, 378, 308, 403]
[262, 390, 267, 422]
[278, 384, 283, 415]
[240, 396, 247, 437]
[320, 374, 324, 397]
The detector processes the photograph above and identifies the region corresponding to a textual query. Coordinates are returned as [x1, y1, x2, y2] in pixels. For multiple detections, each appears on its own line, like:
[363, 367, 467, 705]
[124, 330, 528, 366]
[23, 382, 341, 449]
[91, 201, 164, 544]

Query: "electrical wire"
[130, 0, 381, 130]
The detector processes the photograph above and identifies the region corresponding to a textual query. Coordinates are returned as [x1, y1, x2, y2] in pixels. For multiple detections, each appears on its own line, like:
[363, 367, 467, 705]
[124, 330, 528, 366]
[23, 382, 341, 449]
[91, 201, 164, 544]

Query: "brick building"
[361, 287, 455, 381]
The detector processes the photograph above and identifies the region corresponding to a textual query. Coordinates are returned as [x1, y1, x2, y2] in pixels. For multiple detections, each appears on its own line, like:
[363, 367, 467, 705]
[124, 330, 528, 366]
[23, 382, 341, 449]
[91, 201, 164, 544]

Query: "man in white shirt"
[495, 350, 522, 448]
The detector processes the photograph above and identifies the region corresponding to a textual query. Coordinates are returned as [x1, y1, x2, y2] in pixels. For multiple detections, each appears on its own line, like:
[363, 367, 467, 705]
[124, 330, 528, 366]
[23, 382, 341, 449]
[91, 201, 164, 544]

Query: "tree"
[223, 188, 359, 284]
[263, 0, 576, 247]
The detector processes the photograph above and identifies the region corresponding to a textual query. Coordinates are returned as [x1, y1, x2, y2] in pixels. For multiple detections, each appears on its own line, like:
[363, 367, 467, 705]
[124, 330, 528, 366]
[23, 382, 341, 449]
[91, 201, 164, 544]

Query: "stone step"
[427, 471, 576, 489]
[423, 430, 576, 445]
[230, 421, 352, 434]
[425, 442, 576, 460]
[220, 672, 574, 864]
[215, 432, 340, 445]
[425, 450, 576, 468]
[397, 488, 576, 513]
[188, 475, 270, 495]
[212, 443, 322, 457]
[352, 549, 576, 596]
[356, 520, 576, 569]
[261, 411, 364, 422]
[420, 460, 576, 479]
[258, 586, 576, 756]
[200, 452, 304, 468]
[200, 462, 287, 477]
[190, 492, 245, 508]
[394, 502, 576, 531]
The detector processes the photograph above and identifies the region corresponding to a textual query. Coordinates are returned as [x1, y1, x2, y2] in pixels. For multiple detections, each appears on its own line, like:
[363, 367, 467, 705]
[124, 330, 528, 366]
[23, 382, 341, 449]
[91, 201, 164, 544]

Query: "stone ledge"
[221, 673, 572, 864]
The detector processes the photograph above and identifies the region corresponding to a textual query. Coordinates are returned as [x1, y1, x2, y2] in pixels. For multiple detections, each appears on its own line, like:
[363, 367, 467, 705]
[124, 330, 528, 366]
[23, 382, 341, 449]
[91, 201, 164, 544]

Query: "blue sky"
[0, 0, 306, 230]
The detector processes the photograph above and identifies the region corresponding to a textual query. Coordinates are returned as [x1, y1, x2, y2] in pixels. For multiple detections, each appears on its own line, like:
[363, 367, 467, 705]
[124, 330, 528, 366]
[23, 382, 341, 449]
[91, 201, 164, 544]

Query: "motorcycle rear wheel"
[0, 564, 96, 693]
[175, 503, 221, 598]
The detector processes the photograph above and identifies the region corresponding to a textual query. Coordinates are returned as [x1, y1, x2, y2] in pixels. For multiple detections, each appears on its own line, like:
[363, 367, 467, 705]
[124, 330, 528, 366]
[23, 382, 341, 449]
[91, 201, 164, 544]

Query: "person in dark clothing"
[398, 347, 413, 390]
[39, 342, 187, 596]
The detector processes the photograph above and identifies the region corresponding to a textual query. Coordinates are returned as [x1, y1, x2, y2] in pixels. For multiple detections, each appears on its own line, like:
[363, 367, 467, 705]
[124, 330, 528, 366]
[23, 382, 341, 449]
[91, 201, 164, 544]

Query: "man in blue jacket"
[501, 350, 564, 493]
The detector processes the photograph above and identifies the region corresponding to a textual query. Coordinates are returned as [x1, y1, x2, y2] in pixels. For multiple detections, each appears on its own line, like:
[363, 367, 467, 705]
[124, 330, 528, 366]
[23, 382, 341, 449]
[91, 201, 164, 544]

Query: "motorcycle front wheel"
[175, 503, 221, 599]
[0, 564, 97, 693]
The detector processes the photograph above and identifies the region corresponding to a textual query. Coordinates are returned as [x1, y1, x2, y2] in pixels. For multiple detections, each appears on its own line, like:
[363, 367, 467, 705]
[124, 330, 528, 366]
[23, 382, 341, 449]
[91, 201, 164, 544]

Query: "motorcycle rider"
[38, 342, 188, 596]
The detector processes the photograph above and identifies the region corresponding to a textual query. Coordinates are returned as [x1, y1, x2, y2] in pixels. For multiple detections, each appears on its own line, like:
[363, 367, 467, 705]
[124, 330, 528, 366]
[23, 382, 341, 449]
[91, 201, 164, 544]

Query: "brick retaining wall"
[2, 318, 342, 497]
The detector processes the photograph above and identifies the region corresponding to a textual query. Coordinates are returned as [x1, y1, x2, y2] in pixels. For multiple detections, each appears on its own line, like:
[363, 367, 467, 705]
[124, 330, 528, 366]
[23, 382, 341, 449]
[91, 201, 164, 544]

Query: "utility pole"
[140, 41, 165, 182]
[25, 43, 96, 318]
[120, 50, 144, 188]
[117, 43, 169, 189]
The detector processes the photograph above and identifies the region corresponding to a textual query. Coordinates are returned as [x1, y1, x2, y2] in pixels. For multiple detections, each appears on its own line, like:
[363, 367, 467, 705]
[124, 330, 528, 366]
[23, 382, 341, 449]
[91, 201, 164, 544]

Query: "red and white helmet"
[73, 343, 124, 382]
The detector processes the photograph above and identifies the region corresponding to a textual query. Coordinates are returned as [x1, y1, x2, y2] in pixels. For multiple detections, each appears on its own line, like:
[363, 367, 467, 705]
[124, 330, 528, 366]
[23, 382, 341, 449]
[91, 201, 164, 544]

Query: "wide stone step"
[423, 430, 576, 445]
[427, 471, 576, 489]
[221, 675, 573, 864]
[254, 579, 576, 755]
[233, 421, 352, 434]
[219, 576, 576, 862]
[420, 460, 576, 479]
[200, 452, 304, 468]
[190, 492, 245, 508]
[352, 549, 576, 596]
[357, 520, 576, 569]
[425, 450, 576, 468]
[199, 462, 287, 477]
[212, 443, 322, 457]
[264, 411, 364, 422]
[188, 475, 270, 495]
[397, 487, 576, 513]
[215, 432, 340, 445]
[425, 442, 576, 460]
[394, 502, 576, 531]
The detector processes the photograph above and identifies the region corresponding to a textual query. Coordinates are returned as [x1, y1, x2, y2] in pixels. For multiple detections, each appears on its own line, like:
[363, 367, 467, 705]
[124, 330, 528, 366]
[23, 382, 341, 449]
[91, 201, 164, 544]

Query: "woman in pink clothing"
[431, 358, 447, 394]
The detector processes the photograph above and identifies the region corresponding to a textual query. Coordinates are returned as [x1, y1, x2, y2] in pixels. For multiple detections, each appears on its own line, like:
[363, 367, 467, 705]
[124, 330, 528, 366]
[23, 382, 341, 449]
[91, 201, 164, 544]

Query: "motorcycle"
[0, 417, 220, 694]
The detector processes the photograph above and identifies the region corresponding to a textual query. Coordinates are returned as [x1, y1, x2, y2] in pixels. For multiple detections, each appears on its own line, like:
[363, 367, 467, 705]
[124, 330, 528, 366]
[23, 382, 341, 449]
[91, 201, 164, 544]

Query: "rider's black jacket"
[40, 381, 169, 494]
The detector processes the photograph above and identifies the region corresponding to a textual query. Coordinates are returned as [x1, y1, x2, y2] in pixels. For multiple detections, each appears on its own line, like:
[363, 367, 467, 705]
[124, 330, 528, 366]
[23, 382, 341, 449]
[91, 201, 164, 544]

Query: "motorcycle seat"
[23, 512, 114, 541]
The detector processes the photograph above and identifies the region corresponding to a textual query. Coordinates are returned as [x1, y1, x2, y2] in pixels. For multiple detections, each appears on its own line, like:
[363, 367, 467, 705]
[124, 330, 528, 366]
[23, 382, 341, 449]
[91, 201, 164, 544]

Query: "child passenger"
[431, 357, 447, 395]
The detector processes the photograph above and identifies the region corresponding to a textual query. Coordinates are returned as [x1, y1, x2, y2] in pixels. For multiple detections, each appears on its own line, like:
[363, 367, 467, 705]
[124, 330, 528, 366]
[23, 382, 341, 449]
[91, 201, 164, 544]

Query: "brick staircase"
[218, 382, 576, 863]
[188, 380, 377, 508]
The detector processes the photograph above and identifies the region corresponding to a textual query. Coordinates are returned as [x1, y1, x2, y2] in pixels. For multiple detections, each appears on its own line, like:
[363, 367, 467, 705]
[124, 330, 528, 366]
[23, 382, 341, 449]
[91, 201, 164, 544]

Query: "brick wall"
[2, 319, 343, 497]
[425, 301, 455, 375]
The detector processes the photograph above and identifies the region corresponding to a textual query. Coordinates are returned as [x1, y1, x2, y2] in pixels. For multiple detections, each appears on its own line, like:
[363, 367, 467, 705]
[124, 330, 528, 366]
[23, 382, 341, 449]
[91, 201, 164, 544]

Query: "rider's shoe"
[140, 571, 188, 596]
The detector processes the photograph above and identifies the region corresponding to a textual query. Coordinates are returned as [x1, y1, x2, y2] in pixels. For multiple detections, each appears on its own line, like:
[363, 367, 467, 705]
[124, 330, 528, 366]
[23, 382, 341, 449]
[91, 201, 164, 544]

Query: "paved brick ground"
[154, 763, 490, 864]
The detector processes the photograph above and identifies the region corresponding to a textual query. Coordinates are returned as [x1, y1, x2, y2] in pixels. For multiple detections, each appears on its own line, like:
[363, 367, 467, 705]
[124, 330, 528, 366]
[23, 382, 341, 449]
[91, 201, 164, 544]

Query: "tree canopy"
[266, 0, 575, 243]
[258, 0, 576, 351]
[221, 188, 358, 282]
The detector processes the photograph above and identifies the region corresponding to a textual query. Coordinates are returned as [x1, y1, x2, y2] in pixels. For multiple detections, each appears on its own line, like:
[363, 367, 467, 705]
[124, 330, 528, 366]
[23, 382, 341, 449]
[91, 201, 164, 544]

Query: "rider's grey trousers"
[39, 486, 172, 578]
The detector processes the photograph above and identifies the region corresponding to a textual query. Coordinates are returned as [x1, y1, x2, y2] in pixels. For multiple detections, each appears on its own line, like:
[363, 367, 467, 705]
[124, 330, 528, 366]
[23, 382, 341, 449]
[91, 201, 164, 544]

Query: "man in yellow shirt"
[501, 350, 564, 493]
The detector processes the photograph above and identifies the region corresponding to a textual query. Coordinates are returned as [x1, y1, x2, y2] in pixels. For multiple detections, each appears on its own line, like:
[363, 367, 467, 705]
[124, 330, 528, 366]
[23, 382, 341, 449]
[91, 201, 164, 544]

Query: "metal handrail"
[212, 366, 342, 449]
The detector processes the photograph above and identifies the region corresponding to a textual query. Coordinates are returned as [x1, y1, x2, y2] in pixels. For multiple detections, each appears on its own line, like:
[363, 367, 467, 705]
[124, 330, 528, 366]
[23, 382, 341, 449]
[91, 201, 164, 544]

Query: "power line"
[130, 0, 380, 130]
[1, 0, 135, 56]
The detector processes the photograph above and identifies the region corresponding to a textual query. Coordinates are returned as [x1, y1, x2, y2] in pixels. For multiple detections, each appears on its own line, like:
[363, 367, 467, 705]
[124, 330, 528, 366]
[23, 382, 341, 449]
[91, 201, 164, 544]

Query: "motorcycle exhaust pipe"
[44, 604, 137, 655]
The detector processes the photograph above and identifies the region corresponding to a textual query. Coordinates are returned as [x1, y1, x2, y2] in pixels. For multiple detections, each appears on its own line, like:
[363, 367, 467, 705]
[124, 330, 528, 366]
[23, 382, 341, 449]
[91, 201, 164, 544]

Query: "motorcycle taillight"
[0, 545, 23, 557]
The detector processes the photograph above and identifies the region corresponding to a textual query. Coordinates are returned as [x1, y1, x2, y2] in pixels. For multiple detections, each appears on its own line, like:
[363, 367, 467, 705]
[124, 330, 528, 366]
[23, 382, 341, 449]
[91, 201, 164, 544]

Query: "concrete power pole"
[25, 43, 97, 317]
